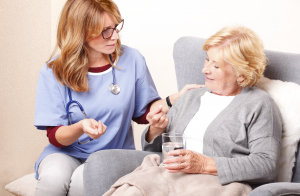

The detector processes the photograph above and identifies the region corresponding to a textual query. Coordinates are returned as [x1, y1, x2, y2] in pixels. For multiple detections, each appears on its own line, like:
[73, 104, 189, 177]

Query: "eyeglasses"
[101, 19, 124, 39]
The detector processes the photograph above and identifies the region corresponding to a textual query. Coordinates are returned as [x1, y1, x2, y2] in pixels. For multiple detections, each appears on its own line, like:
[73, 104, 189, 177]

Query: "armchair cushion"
[248, 182, 300, 196]
[257, 77, 300, 182]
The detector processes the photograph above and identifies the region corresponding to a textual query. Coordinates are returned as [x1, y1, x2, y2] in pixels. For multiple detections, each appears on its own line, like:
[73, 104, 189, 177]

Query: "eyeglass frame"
[101, 19, 124, 39]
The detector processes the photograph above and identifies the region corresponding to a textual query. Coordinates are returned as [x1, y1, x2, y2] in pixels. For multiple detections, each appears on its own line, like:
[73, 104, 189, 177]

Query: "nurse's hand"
[146, 105, 168, 142]
[163, 149, 218, 175]
[81, 119, 107, 139]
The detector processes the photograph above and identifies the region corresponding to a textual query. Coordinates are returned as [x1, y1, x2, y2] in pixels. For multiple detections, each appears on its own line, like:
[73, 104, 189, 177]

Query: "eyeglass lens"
[102, 20, 124, 39]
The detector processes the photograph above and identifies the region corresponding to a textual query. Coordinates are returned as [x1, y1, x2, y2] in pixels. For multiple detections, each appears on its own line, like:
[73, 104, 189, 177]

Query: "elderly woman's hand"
[163, 149, 218, 175]
[146, 105, 168, 142]
[147, 105, 168, 129]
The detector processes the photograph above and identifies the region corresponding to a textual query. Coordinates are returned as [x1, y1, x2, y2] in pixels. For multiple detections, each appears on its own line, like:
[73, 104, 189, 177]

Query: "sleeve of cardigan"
[214, 95, 282, 185]
[141, 89, 188, 152]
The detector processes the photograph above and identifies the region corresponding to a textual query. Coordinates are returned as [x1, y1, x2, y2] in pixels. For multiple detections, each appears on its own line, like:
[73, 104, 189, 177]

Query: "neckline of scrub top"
[88, 63, 111, 73]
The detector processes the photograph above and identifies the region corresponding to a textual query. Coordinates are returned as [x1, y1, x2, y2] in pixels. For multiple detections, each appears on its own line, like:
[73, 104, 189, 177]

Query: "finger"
[84, 126, 98, 136]
[90, 119, 99, 131]
[163, 156, 183, 165]
[184, 84, 204, 90]
[168, 149, 188, 156]
[151, 112, 164, 123]
[162, 117, 169, 126]
[96, 120, 105, 135]
[180, 84, 204, 96]
[167, 169, 181, 173]
[99, 123, 107, 135]
[148, 113, 165, 126]
[158, 115, 166, 124]
[147, 105, 163, 120]
[164, 162, 185, 171]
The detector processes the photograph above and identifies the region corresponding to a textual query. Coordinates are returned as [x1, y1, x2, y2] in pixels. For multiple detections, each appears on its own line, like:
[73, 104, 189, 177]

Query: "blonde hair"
[203, 26, 267, 87]
[48, 0, 123, 92]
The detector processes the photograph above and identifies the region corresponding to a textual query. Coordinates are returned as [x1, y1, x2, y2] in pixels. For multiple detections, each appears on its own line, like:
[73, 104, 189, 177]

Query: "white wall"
[51, 0, 300, 150]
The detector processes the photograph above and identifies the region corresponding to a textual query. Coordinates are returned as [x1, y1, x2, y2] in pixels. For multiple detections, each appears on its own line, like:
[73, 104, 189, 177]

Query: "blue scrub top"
[34, 46, 161, 178]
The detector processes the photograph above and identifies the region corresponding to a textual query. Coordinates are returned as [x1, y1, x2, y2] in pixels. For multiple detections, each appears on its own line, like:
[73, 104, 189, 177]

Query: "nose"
[202, 61, 211, 74]
[111, 29, 119, 40]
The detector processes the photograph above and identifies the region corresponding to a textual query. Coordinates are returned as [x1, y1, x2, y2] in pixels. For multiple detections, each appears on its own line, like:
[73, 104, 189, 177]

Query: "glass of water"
[162, 133, 185, 165]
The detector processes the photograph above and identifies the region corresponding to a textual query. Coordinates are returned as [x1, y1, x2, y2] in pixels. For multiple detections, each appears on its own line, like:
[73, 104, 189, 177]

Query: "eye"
[214, 65, 219, 69]
[205, 57, 209, 61]
[102, 28, 111, 34]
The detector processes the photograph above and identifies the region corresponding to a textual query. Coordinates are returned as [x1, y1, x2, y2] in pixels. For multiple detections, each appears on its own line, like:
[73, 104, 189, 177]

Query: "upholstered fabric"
[173, 37, 207, 91]
[248, 182, 300, 196]
[264, 50, 300, 85]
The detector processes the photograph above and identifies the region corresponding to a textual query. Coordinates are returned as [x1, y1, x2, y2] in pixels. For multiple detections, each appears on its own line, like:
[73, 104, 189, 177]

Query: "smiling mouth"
[205, 77, 214, 81]
[108, 44, 115, 46]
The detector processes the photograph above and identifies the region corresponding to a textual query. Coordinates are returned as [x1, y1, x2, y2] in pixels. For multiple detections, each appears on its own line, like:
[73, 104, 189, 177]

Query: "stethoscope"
[108, 55, 121, 95]
[66, 54, 120, 144]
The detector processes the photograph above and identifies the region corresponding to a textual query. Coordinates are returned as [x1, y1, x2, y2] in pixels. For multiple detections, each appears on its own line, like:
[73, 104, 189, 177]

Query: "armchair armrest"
[248, 182, 300, 196]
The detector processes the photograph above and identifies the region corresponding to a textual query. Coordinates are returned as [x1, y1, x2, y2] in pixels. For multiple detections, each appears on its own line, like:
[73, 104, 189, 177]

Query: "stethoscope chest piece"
[109, 83, 120, 94]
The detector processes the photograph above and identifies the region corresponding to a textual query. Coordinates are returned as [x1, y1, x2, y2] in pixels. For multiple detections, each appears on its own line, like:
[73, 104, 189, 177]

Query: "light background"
[1, 0, 300, 195]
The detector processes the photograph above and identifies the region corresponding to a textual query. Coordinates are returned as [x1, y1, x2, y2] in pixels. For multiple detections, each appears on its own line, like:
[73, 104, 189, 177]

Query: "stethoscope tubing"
[65, 54, 119, 145]
[66, 88, 91, 144]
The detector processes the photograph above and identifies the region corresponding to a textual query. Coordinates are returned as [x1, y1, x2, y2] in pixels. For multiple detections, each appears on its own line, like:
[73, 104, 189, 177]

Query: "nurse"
[33, 0, 200, 195]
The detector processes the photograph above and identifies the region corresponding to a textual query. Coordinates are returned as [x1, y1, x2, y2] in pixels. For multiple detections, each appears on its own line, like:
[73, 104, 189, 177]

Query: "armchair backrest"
[173, 36, 300, 182]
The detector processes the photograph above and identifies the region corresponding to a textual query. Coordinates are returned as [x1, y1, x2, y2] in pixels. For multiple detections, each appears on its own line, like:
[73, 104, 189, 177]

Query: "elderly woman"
[84, 26, 282, 196]
[142, 25, 282, 187]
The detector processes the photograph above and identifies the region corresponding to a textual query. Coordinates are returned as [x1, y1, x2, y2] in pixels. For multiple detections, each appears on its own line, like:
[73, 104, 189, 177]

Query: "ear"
[237, 75, 246, 83]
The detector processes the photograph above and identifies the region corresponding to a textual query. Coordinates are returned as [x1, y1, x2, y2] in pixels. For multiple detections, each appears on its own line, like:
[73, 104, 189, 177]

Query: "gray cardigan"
[142, 86, 282, 186]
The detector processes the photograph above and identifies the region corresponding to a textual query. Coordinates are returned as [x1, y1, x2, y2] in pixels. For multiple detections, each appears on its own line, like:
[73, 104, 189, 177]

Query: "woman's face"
[202, 46, 243, 96]
[86, 12, 119, 57]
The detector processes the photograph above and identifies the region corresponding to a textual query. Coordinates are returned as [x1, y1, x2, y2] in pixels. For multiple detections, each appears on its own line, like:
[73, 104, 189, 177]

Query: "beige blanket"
[103, 155, 252, 196]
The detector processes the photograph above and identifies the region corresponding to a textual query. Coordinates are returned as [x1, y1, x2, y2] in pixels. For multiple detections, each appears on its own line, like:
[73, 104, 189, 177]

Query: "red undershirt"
[47, 64, 152, 148]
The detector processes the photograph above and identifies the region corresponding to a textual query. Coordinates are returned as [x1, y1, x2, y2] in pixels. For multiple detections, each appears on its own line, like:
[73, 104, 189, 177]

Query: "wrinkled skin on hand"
[163, 149, 218, 175]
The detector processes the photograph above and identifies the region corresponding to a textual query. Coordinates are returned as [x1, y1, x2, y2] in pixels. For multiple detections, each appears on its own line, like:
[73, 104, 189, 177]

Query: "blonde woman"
[33, 0, 199, 195]
[142, 26, 282, 189]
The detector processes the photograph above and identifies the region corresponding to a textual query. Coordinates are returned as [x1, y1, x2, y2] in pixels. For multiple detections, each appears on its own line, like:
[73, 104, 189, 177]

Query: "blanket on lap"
[103, 155, 252, 196]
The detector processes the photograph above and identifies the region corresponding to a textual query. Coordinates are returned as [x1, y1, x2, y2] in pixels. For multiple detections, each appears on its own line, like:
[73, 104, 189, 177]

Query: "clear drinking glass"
[162, 133, 185, 165]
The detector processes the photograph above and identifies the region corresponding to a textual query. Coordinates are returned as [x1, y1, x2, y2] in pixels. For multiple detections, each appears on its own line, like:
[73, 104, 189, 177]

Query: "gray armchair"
[173, 36, 300, 196]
